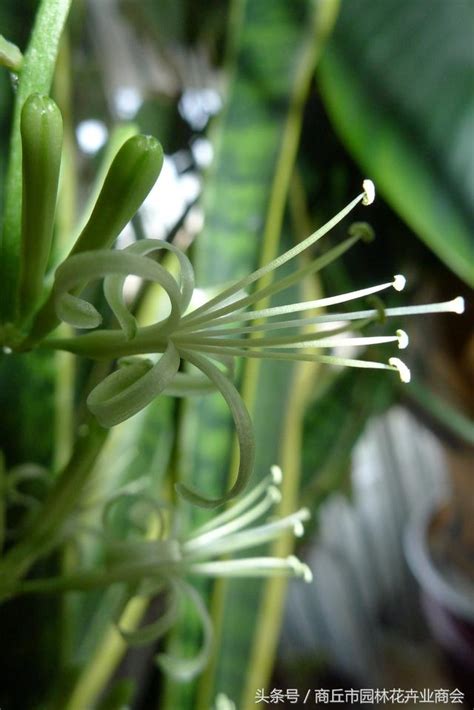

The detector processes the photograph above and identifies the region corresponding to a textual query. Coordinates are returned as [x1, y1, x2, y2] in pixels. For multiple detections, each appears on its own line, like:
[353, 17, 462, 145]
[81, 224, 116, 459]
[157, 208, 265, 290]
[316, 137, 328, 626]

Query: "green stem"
[15, 560, 172, 596]
[0, 418, 107, 599]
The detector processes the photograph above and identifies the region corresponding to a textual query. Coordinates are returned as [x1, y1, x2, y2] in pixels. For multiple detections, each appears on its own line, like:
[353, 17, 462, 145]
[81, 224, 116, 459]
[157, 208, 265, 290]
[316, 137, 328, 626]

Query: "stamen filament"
[182, 190, 366, 323]
[184, 277, 404, 330]
[179, 232, 363, 331]
[182, 486, 281, 554]
[187, 556, 311, 579]
[190, 509, 310, 558]
[176, 332, 404, 351]
[176, 343, 408, 376]
[190, 469, 280, 536]
[182, 317, 373, 338]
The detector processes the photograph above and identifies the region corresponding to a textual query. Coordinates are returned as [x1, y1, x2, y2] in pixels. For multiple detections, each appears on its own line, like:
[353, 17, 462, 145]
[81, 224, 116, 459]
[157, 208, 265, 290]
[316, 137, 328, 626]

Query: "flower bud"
[19, 93, 63, 318]
[70, 134, 163, 255]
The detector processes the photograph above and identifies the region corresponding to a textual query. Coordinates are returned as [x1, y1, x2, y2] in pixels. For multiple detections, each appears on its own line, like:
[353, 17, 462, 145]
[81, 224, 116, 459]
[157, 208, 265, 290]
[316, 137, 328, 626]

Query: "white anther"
[362, 179, 375, 205]
[299, 507, 311, 522]
[392, 274, 406, 292]
[389, 357, 411, 383]
[451, 296, 465, 314]
[287, 555, 301, 573]
[301, 564, 313, 583]
[293, 521, 305, 537]
[396, 329, 409, 349]
[270, 465, 283, 485]
[267, 486, 282, 505]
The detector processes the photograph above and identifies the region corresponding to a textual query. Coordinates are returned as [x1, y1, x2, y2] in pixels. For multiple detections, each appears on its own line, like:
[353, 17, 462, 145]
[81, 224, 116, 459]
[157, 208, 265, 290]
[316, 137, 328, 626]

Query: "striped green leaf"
[163, 1, 339, 707]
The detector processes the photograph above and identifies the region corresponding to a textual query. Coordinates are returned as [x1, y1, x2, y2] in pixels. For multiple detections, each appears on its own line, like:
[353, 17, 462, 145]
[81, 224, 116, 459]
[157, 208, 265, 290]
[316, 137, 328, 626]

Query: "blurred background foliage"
[0, 0, 472, 708]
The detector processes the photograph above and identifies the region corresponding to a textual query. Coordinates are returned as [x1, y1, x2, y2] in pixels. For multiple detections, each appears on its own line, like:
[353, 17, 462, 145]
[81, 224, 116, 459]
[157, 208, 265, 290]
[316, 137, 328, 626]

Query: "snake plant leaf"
[162, 1, 338, 707]
[317, 0, 474, 286]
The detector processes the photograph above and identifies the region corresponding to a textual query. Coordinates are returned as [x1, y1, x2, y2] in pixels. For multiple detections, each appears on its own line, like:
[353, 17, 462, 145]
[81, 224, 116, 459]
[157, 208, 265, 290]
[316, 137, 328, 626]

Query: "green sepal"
[19, 93, 63, 320]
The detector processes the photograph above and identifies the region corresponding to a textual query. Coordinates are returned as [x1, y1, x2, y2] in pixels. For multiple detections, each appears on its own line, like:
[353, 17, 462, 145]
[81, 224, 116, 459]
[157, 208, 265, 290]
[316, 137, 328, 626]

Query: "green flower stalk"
[39, 180, 464, 507]
[15, 466, 312, 681]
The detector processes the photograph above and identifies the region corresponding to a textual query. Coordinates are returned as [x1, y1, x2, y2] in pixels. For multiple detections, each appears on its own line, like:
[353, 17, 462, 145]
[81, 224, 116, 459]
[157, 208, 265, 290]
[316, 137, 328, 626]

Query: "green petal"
[103, 239, 195, 339]
[118, 579, 181, 647]
[175, 349, 255, 508]
[156, 580, 213, 682]
[87, 342, 180, 427]
[53, 250, 183, 331]
[55, 292, 102, 329]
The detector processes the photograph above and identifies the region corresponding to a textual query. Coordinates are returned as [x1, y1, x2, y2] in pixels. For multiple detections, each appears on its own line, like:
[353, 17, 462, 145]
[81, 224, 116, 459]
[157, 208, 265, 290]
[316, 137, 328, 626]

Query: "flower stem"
[0, 418, 107, 599]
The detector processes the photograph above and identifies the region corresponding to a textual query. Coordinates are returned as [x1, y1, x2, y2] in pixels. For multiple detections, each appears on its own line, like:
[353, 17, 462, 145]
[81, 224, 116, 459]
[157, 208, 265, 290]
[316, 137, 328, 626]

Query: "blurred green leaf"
[163, 1, 339, 707]
[61, 396, 175, 708]
[318, 0, 474, 286]
[406, 378, 474, 446]
[0, 347, 58, 709]
[301, 367, 396, 515]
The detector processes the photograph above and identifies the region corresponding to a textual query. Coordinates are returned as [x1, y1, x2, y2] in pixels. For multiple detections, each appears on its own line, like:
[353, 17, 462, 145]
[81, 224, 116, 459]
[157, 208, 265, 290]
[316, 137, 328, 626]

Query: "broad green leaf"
[317, 0, 474, 286]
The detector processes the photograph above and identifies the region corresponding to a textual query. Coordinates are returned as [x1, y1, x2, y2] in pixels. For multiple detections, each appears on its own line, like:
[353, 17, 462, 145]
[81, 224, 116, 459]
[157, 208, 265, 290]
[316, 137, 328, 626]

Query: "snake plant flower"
[42, 179, 465, 506]
[16, 466, 311, 681]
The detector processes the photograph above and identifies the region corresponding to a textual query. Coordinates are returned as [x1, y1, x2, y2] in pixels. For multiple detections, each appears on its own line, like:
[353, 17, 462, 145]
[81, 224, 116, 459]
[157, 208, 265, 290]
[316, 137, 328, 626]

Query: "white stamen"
[273, 334, 403, 349]
[396, 329, 409, 349]
[188, 557, 310, 578]
[199, 279, 406, 327]
[389, 357, 411, 383]
[191, 508, 311, 558]
[392, 274, 406, 292]
[287, 555, 312, 581]
[190, 472, 276, 536]
[184, 485, 281, 554]
[362, 179, 375, 205]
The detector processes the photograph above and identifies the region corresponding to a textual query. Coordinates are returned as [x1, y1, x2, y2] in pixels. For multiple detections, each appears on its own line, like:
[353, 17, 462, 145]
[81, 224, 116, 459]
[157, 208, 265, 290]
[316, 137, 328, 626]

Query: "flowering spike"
[38, 180, 464, 490]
